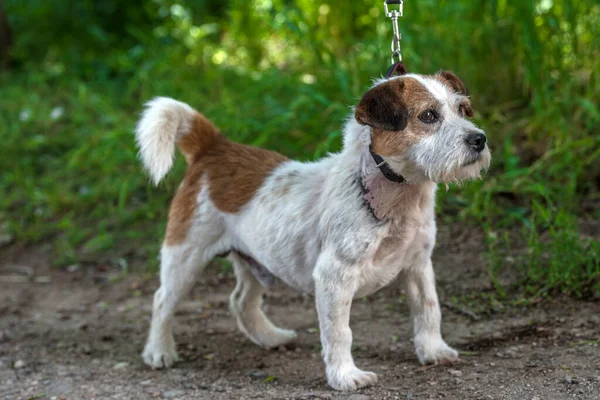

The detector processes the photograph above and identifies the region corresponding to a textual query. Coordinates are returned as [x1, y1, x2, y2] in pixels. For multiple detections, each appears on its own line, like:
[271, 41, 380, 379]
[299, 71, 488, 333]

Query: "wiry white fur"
[135, 97, 196, 185]
[141, 76, 490, 391]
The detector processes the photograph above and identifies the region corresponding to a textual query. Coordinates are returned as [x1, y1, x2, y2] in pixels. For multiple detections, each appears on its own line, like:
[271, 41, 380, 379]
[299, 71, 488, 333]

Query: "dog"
[135, 71, 491, 391]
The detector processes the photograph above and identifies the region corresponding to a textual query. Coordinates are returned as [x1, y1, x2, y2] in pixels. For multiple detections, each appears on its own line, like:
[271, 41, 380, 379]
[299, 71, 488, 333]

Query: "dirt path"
[1, 228, 599, 399]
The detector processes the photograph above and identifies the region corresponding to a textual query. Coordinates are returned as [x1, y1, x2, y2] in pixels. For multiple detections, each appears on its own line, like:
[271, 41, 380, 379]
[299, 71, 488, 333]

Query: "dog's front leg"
[405, 259, 458, 365]
[314, 253, 377, 391]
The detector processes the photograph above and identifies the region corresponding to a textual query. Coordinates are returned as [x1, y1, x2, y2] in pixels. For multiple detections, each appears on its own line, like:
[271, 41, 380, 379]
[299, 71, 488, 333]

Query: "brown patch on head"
[355, 77, 442, 157]
[435, 70, 474, 117]
[164, 137, 288, 245]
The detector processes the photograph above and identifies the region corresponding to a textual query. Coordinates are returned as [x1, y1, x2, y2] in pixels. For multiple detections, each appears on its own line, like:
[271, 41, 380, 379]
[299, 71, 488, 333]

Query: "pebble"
[448, 369, 463, 377]
[67, 264, 81, 272]
[246, 370, 268, 380]
[113, 362, 130, 369]
[161, 389, 185, 398]
[14, 359, 26, 369]
[348, 395, 370, 400]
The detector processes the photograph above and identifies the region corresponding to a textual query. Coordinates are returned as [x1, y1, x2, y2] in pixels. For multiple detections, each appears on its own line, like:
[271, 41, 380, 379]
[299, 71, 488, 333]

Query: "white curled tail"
[134, 97, 220, 185]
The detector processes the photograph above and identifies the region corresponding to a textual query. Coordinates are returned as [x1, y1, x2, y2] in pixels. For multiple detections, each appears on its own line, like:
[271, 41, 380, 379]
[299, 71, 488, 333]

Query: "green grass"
[1, 0, 598, 298]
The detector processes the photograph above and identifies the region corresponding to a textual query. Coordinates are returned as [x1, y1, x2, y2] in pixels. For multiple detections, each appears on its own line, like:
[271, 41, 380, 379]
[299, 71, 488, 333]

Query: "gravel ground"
[1, 227, 599, 399]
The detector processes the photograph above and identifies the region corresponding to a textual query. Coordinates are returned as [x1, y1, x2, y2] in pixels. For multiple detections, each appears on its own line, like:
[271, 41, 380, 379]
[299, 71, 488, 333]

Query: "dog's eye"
[418, 109, 439, 124]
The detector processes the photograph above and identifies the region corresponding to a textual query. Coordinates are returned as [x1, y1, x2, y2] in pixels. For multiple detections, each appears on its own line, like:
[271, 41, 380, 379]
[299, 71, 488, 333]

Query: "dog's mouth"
[462, 155, 481, 167]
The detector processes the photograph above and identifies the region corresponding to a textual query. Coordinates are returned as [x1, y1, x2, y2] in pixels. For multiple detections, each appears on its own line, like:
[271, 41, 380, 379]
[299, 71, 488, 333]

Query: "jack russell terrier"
[135, 71, 490, 391]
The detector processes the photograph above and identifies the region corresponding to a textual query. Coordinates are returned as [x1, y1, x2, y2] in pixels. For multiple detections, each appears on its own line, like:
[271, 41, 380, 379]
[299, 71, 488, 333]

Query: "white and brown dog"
[135, 71, 490, 391]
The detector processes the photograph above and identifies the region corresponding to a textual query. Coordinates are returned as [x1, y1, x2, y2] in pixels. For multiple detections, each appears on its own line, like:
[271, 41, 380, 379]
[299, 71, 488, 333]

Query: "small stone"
[0, 233, 14, 247]
[162, 389, 185, 398]
[80, 344, 92, 354]
[246, 370, 268, 380]
[448, 369, 462, 377]
[306, 327, 318, 334]
[67, 264, 81, 272]
[14, 359, 26, 369]
[113, 362, 130, 369]
[348, 395, 371, 400]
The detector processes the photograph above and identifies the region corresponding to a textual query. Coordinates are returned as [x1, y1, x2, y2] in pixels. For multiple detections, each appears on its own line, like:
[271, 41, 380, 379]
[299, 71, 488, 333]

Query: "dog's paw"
[415, 339, 459, 365]
[327, 365, 378, 391]
[236, 316, 297, 349]
[258, 327, 298, 349]
[142, 341, 179, 369]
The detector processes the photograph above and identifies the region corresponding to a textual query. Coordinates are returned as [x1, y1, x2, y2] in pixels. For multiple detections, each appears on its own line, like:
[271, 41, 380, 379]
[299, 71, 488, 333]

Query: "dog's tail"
[135, 97, 220, 185]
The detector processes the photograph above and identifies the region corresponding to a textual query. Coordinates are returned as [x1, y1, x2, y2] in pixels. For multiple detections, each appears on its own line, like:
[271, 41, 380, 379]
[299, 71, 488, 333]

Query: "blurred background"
[0, 0, 598, 299]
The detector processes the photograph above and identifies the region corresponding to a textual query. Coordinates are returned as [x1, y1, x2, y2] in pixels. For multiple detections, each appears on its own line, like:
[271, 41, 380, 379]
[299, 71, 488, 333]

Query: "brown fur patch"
[435, 70, 474, 117]
[164, 108, 287, 245]
[203, 139, 288, 213]
[178, 112, 221, 163]
[164, 161, 205, 245]
[358, 78, 441, 157]
[164, 112, 220, 245]
[165, 136, 288, 245]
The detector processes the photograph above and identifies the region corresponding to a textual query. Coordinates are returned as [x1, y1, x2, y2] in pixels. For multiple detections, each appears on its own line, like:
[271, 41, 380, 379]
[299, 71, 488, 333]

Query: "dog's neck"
[359, 145, 436, 222]
[339, 118, 436, 222]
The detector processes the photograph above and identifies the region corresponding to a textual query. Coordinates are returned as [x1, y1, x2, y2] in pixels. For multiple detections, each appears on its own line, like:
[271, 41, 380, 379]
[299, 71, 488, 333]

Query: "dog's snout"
[465, 132, 487, 152]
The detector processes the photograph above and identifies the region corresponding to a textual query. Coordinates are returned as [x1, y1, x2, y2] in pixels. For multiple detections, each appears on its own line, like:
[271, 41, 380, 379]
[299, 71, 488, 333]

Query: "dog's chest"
[357, 217, 435, 297]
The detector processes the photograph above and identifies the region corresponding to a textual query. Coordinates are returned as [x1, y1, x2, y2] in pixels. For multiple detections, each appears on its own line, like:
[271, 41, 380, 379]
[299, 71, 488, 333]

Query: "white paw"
[415, 339, 459, 365]
[327, 365, 378, 391]
[142, 340, 179, 369]
[260, 327, 298, 349]
[248, 325, 298, 349]
[235, 316, 297, 349]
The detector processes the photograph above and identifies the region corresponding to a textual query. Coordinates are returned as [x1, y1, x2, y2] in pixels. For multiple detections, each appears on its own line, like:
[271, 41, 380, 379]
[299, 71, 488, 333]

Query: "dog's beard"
[405, 137, 491, 184]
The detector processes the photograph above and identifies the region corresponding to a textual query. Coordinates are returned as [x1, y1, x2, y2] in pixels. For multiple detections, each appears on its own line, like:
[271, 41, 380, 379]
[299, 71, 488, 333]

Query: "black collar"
[369, 145, 406, 183]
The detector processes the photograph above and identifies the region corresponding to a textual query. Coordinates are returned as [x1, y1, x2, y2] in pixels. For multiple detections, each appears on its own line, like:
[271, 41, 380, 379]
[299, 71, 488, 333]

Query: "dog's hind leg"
[229, 252, 297, 348]
[143, 242, 214, 369]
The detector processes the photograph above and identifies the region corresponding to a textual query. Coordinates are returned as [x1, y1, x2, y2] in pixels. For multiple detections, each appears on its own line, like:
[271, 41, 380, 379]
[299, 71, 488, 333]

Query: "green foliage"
[1, 0, 598, 297]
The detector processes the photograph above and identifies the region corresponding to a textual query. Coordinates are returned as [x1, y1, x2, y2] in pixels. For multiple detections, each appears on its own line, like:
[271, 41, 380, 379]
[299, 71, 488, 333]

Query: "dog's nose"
[465, 132, 487, 152]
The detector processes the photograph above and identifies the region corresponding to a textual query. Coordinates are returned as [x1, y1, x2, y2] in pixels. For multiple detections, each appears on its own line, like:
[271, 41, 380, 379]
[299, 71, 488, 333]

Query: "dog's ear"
[436, 70, 474, 117]
[436, 70, 468, 95]
[355, 80, 408, 131]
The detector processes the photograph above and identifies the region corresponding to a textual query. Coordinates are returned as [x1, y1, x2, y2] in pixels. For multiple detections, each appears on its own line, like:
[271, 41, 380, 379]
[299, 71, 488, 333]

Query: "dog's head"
[355, 71, 490, 184]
